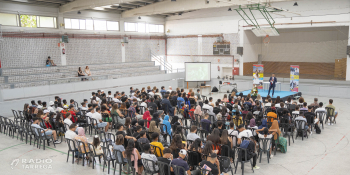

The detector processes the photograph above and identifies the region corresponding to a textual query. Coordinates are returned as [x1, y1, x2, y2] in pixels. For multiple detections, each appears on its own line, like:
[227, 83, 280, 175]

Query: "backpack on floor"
[315, 125, 321, 134]
[212, 86, 218, 92]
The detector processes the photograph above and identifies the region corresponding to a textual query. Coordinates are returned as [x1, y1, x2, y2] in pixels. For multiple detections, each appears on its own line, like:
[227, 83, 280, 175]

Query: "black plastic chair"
[113, 149, 126, 175]
[234, 147, 254, 175]
[325, 107, 336, 125]
[295, 120, 308, 140]
[150, 144, 163, 157]
[315, 111, 326, 129]
[32, 127, 56, 150]
[76, 140, 91, 166]
[279, 123, 294, 146]
[172, 164, 187, 175]
[187, 150, 202, 170]
[218, 155, 234, 175]
[88, 143, 102, 169]
[142, 158, 159, 175]
[66, 138, 77, 164]
[258, 138, 272, 163]
[102, 144, 116, 174]
[24, 122, 35, 145]
[98, 130, 110, 147]
[160, 124, 170, 144]
[158, 160, 172, 175]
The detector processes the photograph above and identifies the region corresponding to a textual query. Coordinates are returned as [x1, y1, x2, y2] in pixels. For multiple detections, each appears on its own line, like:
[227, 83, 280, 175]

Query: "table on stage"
[200, 85, 211, 95]
[219, 83, 237, 93]
[263, 82, 281, 92]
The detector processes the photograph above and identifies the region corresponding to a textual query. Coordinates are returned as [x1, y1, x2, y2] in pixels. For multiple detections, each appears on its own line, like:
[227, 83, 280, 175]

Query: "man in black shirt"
[161, 95, 176, 116]
[133, 125, 142, 139]
[199, 153, 221, 175]
[116, 124, 136, 147]
[213, 102, 221, 115]
[157, 148, 174, 175]
[304, 105, 316, 130]
[148, 98, 159, 115]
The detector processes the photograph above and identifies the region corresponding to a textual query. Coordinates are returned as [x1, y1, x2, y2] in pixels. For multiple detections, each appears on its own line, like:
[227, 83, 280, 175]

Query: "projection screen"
[185, 62, 211, 82]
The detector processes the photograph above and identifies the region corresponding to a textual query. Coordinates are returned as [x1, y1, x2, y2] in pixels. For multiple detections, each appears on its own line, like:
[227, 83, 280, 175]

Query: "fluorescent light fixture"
[113, 4, 119, 6]
[93, 7, 104, 10]
[12, 0, 29, 2]
[101, 5, 112, 8]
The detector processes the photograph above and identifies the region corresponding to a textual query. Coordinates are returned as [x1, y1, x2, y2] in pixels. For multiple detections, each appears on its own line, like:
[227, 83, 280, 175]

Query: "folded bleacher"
[0, 61, 165, 89]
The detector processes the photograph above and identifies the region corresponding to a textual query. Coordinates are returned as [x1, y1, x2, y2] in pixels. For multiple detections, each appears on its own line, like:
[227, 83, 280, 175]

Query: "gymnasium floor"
[0, 93, 349, 175]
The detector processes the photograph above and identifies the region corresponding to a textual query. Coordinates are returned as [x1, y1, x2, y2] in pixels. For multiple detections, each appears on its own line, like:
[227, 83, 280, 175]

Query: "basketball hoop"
[263, 35, 270, 46]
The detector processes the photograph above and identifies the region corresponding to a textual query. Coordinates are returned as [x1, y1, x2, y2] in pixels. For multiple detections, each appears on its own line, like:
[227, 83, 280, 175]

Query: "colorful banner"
[253, 64, 264, 89]
[290, 65, 299, 92]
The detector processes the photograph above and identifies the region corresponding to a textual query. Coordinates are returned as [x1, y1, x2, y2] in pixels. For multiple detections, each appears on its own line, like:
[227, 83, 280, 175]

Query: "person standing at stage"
[268, 73, 277, 97]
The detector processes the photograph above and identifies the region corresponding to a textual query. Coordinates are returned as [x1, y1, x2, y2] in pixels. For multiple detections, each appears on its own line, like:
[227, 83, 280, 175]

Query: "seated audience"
[325, 99, 338, 125]
[150, 132, 164, 157]
[31, 118, 61, 144]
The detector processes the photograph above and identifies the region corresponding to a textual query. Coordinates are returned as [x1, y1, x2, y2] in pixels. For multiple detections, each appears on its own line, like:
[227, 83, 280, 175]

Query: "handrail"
[151, 51, 173, 73]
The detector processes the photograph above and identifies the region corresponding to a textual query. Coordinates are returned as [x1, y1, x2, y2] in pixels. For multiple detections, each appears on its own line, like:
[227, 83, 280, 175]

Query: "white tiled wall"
[0, 38, 61, 68]
[0, 37, 165, 68]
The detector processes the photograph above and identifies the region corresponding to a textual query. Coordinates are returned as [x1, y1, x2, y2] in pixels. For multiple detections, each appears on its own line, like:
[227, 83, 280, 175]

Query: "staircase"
[151, 51, 173, 73]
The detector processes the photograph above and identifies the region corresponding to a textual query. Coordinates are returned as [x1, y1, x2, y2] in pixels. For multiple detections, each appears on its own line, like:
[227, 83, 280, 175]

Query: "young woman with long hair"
[169, 134, 186, 158]
[91, 135, 103, 156]
[124, 139, 143, 175]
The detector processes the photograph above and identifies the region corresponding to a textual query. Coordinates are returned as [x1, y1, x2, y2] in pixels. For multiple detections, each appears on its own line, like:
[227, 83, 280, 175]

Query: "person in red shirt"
[68, 106, 76, 123]
[189, 105, 195, 120]
[44, 117, 52, 129]
[61, 106, 68, 118]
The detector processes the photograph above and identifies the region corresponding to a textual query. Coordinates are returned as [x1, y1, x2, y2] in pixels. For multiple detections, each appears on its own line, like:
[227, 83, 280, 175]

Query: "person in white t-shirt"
[237, 124, 253, 145]
[167, 86, 172, 93]
[227, 122, 238, 146]
[47, 101, 55, 113]
[140, 99, 148, 114]
[113, 94, 121, 103]
[64, 113, 73, 126]
[256, 127, 277, 157]
[65, 123, 78, 140]
[148, 89, 155, 97]
[315, 102, 326, 113]
[37, 100, 43, 109]
[91, 107, 109, 132]
[265, 99, 272, 107]
[81, 102, 88, 111]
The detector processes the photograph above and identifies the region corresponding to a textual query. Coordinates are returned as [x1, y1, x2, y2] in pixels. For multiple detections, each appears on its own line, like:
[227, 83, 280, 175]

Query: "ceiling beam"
[59, 0, 143, 13]
[121, 0, 294, 18]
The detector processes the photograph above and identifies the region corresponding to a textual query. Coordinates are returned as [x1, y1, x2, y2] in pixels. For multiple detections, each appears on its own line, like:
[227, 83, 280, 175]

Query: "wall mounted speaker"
[237, 47, 243, 55]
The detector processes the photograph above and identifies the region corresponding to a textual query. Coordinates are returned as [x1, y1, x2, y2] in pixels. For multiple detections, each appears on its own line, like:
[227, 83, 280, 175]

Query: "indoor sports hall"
[0, 0, 349, 175]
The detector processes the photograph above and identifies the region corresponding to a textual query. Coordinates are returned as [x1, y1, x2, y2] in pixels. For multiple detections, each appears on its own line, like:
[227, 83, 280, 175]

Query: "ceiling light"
[113, 4, 119, 6]
[293, 2, 298, 6]
[101, 5, 112, 8]
[93, 7, 104, 10]
[138, 16, 141, 19]
[12, 0, 29, 2]
[77, 11, 81, 14]
[228, 8, 232, 11]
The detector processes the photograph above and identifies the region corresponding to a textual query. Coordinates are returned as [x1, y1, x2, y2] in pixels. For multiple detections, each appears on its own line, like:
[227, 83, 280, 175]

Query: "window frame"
[124, 22, 138, 32]
[148, 24, 164, 33]
[106, 21, 119, 31]
[0, 12, 20, 27]
[36, 16, 57, 28]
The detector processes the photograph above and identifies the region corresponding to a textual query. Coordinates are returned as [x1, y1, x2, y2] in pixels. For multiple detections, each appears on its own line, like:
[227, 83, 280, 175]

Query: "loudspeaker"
[347, 45, 350, 56]
[219, 81, 222, 84]
[237, 47, 243, 55]
[217, 37, 222, 43]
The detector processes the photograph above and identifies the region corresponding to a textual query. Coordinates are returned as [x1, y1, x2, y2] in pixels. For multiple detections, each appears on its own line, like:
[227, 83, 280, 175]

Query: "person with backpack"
[237, 124, 253, 145]
[239, 136, 259, 170]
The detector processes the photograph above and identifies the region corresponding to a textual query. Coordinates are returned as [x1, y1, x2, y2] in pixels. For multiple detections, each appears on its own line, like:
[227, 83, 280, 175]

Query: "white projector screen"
[185, 62, 211, 82]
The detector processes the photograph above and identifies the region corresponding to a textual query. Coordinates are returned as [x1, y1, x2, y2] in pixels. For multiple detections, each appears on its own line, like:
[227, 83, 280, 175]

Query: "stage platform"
[238, 89, 301, 101]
